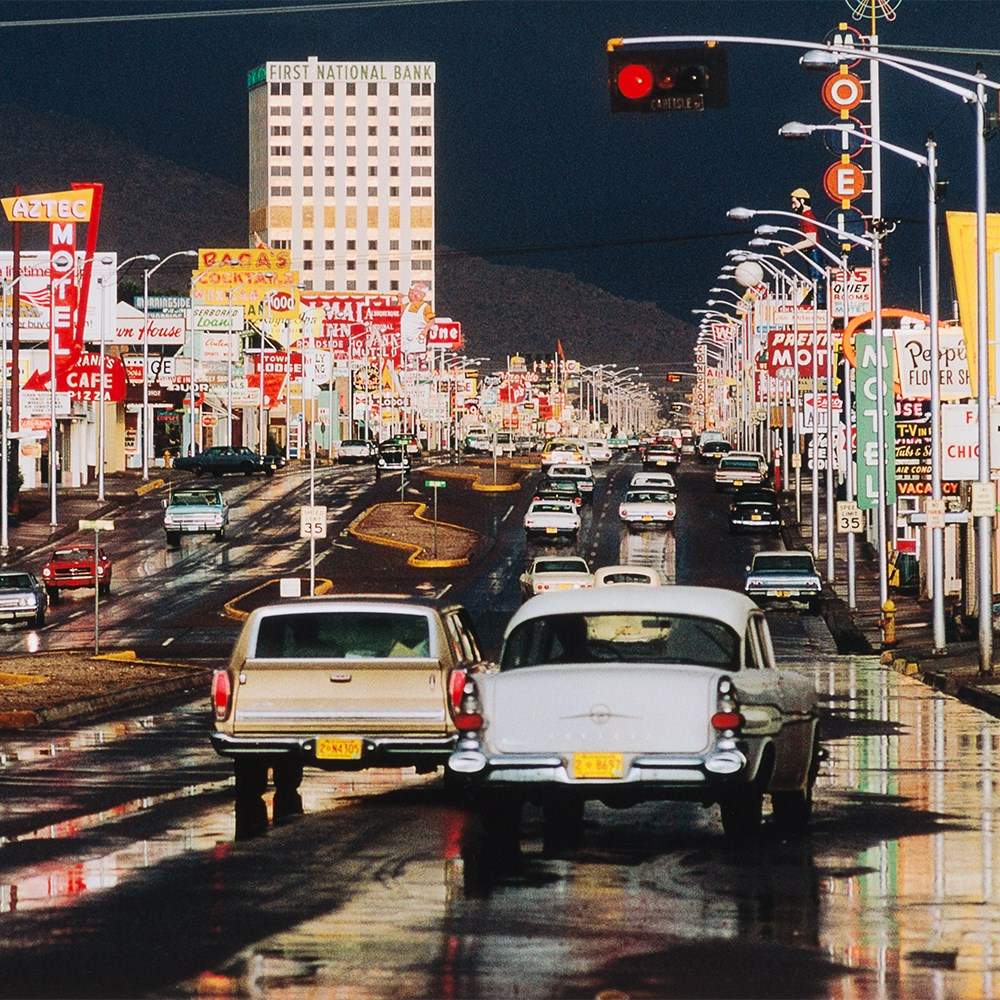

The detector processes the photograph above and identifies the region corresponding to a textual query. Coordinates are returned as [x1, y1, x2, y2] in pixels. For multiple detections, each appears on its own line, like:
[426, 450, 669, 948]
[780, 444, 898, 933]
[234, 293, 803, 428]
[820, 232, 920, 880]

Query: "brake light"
[455, 712, 483, 732]
[619, 506, 627, 517]
[211, 670, 232, 722]
[447, 668, 467, 720]
[711, 711, 744, 731]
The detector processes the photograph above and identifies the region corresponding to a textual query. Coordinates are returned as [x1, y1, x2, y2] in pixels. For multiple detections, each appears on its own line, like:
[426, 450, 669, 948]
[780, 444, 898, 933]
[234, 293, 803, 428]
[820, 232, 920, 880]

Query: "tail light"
[619, 506, 627, 517]
[447, 668, 467, 720]
[711, 711, 744, 730]
[713, 677, 742, 733]
[211, 669, 233, 722]
[453, 677, 483, 732]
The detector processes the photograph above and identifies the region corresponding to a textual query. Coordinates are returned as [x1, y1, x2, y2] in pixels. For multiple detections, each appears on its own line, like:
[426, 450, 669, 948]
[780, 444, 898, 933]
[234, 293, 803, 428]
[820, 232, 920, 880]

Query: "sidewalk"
[3, 470, 170, 567]
[781, 482, 1000, 719]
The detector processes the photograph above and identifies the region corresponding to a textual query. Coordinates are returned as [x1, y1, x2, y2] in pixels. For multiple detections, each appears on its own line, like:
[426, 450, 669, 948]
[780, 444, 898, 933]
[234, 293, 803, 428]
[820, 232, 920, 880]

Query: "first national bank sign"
[261, 61, 435, 85]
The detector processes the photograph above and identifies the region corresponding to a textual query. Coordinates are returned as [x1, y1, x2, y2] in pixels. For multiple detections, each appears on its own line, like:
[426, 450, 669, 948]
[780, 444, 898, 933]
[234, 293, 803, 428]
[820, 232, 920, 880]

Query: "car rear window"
[532, 502, 573, 513]
[602, 573, 653, 585]
[502, 612, 739, 671]
[535, 560, 588, 574]
[720, 458, 760, 470]
[752, 556, 815, 573]
[253, 612, 431, 659]
[625, 491, 674, 503]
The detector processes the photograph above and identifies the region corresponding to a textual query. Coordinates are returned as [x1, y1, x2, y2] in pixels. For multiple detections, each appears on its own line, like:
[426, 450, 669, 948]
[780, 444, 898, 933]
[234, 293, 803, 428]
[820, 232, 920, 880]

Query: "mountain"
[0, 104, 694, 364]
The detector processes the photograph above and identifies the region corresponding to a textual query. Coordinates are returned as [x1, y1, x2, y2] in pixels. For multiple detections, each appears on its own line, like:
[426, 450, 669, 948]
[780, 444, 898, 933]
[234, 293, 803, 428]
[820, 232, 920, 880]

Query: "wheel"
[46, 587, 59, 604]
[273, 759, 303, 793]
[808, 598, 822, 616]
[166, 531, 181, 548]
[215, 526, 226, 541]
[720, 783, 764, 839]
[242, 463, 254, 476]
[771, 786, 813, 835]
[479, 796, 523, 856]
[98, 581, 110, 597]
[34, 608, 45, 628]
[264, 465, 274, 477]
[193, 465, 203, 476]
[233, 759, 269, 798]
[542, 799, 584, 855]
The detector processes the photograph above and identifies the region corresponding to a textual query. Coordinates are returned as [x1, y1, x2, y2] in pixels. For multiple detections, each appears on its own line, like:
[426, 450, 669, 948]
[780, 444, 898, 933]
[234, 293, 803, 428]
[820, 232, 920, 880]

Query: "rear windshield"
[752, 556, 815, 574]
[532, 503, 573, 513]
[342, 439, 368, 447]
[535, 560, 588, 574]
[720, 458, 760, 470]
[601, 573, 654, 585]
[625, 491, 674, 503]
[254, 612, 431, 659]
[502, 612, 738, 671]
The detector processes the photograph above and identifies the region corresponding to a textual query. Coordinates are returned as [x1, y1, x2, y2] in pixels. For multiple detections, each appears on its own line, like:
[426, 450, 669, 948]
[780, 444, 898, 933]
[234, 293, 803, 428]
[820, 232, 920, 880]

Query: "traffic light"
[666, 372, 683, 383]
[607, 41, 728, 112]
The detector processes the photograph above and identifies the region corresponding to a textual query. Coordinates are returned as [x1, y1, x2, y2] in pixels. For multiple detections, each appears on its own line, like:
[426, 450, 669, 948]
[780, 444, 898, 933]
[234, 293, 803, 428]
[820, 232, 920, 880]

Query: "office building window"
[390, 280, 399, 290]
[270, 125, 290, 136]
[368, 260, 378, 270]
[324, 185, 335, 196]
[421, 83, 432, 95]
[303, 125, 312, 136]
[389, 83, 399, 95]
[368, 280, 378, 290]
[324, 166, 334, 176]
[325, 146, 335, 155]
[411, 83, 421, 96]
[303, 240, 313, 249]
[325, 83, 335, 95]
[367, 145, 378, 156]
[271, 165, 291, 177]
[347, 261, 356, 271]
[346, 166, 356, 176]
[389, 240, 399, 250]
[325, 125, 335, 136]
[303, 186, 313, 196]
[325, 280, 336, 290]
[411, 125, 431, 136]
[346, 125, 356, 135]
[368, 126, 378, 136]
[302, 106, 311, 115]
[367, 185, 378, 196]
[390, 166, 399, 177]
[367, 82, 377, 95]
[389, 186, 399, 196]
[303, 260, 313, 270]
[271, 145, 291, 156]
[411, 239, 431, 250]
[347, 280, 357, 290]
[346, 106, 356, 116]
[368, 166, 378, 176]
[346, 145, 356, 156]
[325, 240, 334, 250]
[346, 185, 356, 196]
[390, 260, 399, 271]
[346, 83, 356, 95]
[303, 146, 312, 156]
[270, 185, 291, 196]
[368, 240, 377, 250]
[303, 83, 312, 95]
[303, 165, 313, 176]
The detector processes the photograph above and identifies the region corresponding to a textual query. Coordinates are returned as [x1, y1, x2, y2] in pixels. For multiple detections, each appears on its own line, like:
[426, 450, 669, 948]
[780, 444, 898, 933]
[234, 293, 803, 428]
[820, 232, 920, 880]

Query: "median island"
[348, 501, 483, 567]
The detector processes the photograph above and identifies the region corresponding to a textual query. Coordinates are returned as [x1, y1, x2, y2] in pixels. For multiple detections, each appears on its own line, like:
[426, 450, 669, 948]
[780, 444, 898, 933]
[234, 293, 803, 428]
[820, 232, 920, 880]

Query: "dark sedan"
[729, 486, 781, 535]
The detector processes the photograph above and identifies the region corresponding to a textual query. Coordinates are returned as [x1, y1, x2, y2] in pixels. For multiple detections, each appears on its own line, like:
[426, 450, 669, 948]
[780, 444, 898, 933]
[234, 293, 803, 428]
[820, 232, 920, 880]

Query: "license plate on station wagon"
[768, 590, 792, 598]
[572, 752, 624, 779]
[751, 514, 761, 521]
[545, 527, 557, 534]
[316, 737, 362, 760]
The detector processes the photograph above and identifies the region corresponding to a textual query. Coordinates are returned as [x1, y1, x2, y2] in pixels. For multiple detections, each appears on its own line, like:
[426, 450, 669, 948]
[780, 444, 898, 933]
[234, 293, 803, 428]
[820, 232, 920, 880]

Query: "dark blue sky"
[0, 0, 998, 320]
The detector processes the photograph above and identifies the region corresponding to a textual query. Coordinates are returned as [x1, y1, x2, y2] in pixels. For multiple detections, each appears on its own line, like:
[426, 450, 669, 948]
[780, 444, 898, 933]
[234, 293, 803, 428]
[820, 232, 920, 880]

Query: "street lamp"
[141, 251, 197, 480]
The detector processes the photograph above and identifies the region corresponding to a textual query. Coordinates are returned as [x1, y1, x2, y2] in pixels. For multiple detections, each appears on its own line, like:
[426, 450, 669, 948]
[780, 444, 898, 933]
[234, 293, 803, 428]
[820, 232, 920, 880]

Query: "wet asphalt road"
[1, 458, 999, 998]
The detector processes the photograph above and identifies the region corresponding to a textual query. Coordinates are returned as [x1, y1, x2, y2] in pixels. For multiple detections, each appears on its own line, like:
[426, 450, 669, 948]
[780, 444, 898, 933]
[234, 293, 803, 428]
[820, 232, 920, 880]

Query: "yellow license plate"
[751, 514, 762, 521]
[557, 583, 572, 589]
[768, 590, 791, 598]
[642, 515, 653, 521]
[572, 752, 624, 779]
[545, 527, 557, 534]
[316, 737, 362, 760]
[734, 480, 744, 486]
[657, 460, 667, 466]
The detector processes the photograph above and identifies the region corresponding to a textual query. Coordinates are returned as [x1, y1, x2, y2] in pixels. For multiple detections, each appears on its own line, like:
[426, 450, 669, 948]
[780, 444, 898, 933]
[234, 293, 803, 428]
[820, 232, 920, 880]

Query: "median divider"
[222, 577, 334, 621]
[347, 501, 479, 568]
[428, 467, 522, 493]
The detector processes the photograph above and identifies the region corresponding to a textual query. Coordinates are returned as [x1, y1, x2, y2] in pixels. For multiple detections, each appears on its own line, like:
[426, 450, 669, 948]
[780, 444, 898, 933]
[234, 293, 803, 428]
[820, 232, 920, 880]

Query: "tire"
[264, 465, 274, 477]
[720, 783, 764, 839]
[215, 526, 226, 541]
[234, 759, 269, 798]
[273, 759, 304, 793]
[807, 598, 822, 616]
[242, 463, 254, 476]
[34, 608, 45, 628]
[166, 531, 181, 548]
[98, 581, 110, 597]
[479, 795, 523, 857]
[46, 587, 59, 604]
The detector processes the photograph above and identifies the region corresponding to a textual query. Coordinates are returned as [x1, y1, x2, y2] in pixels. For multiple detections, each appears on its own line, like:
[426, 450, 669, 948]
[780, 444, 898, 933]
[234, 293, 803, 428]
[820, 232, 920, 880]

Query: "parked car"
[164, 487, 229, 547]
[618, 487, 676, 530]
[607, 436, 630, 451]
[630, 471, 676, 491]
[729, 486, 781, 536]
[173, 445, 275, 477]
[744, 550, 823, 613]
[523, 500, 581, 543]
[518, 556, 593, 598]
[375, 444, 411, 479]
[593, 565, 664, 587]
[0, 571, 47, 627]
[643, 444, 680, 470]
[546, 463, 594, 500]
[41, 546, 112, 602]
[210, 597, 488, 796]
[447, 587, 821, 844]
[714, 452, 768, 490]
[657, 427, 683, 447]
[337, 439, 377, 464]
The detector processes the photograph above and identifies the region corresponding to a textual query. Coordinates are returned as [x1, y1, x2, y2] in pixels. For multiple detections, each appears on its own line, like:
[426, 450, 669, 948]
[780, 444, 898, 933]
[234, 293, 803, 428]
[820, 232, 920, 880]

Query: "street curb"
[346, 502, 475, 569]
[428, 467, 522, 492]
[885, 653, 1000, 720]
[0, 669, 208, 731]
[222, 577, 334, 621]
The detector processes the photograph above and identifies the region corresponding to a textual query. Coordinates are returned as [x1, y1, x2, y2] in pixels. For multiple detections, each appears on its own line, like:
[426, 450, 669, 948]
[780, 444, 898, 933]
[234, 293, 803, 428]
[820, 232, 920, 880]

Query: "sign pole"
[93, 526, 100, 654]
[433, 483, 439, 559]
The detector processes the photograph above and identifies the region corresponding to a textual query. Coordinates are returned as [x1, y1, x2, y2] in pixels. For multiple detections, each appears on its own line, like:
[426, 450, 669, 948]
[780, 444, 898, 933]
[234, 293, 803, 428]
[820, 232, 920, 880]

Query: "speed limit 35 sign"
[300, 505, 328, 539]
[836, 500, 865, 534]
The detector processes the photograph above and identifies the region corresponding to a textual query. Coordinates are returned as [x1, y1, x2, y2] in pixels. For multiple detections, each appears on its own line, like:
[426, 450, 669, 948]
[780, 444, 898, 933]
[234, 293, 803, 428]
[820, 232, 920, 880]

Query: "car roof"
[594, 565, 661, 581]
[531, 556, 589, 570]
[755, 549, 812, 559]
[506, 586, 757, 637]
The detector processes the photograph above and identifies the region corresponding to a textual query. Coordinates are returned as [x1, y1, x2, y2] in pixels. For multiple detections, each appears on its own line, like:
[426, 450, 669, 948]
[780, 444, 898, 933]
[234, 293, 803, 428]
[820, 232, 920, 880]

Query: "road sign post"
[425, 480, 446, 558]
[299, 505, 327, 596]
[79, 518, 114, 654]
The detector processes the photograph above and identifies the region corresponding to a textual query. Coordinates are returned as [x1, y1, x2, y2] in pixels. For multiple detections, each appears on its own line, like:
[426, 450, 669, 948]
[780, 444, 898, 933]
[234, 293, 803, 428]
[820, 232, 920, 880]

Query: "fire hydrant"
[881, 598, 897, 648]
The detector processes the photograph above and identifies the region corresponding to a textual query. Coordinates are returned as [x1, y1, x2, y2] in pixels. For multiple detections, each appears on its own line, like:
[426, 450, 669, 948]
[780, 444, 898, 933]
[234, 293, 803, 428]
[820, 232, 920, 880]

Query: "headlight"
[42, 567, 51, 577]
[18, 596, 33, 608]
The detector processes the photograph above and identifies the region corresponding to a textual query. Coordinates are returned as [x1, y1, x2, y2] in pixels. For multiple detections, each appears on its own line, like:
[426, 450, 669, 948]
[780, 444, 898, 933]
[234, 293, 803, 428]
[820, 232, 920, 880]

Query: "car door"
[733, 615, 786, 786]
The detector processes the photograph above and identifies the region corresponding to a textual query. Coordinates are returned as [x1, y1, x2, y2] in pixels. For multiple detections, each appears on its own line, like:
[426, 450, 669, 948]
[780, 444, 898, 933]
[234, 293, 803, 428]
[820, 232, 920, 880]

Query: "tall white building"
[247, 58, 435, 293]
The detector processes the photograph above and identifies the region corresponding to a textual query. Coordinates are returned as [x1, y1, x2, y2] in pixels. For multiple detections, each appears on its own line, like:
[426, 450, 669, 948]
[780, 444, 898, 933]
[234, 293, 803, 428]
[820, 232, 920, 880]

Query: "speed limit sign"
[299, 505, 328, 539]
[836, 500, 864, 534]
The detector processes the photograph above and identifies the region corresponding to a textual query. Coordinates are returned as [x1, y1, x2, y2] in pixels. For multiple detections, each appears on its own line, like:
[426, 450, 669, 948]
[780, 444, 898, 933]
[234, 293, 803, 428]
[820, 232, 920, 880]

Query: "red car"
[41, 546, 112, 602]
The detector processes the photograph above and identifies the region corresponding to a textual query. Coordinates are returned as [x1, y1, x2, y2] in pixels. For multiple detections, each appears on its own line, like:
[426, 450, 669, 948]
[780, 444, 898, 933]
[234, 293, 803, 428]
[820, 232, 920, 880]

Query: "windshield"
[720, 458, 760, 471]
[752, 556, 815, 574]
[343, 439, 368, 447]
[534, 559, 589, 574]
[502, 612, 739, 671]
[531, 503, 573, 514]
[625, 491, 674, 503]
[172, 491, 221, 506]
[254, 611, 431, 659]
[0, 574, 32, 589]
[52, 549, 96, 562]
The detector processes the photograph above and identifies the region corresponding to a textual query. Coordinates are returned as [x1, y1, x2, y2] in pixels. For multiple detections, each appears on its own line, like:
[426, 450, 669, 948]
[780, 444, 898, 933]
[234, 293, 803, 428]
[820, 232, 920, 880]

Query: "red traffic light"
[667, 373, 682, 383]
[616, 63, 654, 101]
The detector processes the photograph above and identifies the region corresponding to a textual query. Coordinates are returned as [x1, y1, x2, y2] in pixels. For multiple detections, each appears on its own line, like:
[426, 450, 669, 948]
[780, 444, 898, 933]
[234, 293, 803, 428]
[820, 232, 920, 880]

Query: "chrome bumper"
[211, 731, 457, 767]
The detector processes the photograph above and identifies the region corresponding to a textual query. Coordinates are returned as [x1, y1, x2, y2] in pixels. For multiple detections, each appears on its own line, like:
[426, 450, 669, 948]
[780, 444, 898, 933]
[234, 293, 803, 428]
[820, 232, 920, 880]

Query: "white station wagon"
[448, 587, 820, 844]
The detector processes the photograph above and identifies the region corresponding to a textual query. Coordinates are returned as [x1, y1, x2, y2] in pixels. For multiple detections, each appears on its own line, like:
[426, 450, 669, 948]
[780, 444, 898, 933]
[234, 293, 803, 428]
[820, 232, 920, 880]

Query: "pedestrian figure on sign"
[780, 188, 827, 310]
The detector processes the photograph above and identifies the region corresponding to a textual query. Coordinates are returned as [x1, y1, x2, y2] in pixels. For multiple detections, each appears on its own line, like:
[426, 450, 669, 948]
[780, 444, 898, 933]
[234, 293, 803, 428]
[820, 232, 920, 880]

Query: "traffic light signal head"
[666, 372, 682, 383]
[607, 42, 728, 112]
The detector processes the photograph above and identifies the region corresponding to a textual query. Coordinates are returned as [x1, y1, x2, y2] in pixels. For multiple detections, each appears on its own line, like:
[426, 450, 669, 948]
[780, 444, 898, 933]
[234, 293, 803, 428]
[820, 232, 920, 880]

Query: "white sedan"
[630, 471, 676, 490]
[594, 565, 664, 586]
[585, 440, 613, 463]
[618, 488, 676, 529]
[518, 556, 593, 598]
[523, 499, 581, 543]
[448, 587, 821, 845]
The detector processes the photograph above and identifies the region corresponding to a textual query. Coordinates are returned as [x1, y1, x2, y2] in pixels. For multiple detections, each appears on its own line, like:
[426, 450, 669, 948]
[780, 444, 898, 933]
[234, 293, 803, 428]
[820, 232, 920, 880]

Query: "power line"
[0, 0, 464, 30]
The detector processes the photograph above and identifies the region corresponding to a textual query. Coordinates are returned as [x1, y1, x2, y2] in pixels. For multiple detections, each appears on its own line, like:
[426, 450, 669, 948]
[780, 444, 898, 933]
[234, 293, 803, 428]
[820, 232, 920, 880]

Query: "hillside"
[0, 104, 694, 364]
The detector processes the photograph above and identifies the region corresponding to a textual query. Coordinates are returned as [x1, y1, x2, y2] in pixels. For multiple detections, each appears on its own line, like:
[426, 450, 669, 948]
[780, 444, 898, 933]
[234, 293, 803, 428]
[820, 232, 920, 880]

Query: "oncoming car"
[448, 587, 821, 845]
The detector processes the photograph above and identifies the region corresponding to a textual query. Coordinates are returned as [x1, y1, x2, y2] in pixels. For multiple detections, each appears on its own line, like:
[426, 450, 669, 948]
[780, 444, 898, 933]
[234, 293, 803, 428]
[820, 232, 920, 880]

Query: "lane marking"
[68, 610, 86, 620]
[162, 636, 175, 646]
[437, 583, 453, 599]
[501, 505, 514, 522]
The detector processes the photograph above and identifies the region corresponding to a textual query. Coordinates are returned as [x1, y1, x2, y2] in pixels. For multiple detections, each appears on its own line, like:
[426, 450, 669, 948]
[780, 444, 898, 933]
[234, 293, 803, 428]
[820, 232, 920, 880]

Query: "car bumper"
[730, 518, 780, 530]
[46, 577, 98, 589]
[165, 521, 225, 533]
[746, 588, 819, 605]
[211, 731, 458, 770]
[526, 526, 579, 538]
[620, 515, 674, 526]
[0, 607, 41, 621]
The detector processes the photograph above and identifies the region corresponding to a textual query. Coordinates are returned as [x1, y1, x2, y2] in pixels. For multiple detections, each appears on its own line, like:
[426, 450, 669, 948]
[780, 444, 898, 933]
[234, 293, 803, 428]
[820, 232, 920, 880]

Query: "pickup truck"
[209, 596, 487, 797]
[163, 487, 229, 547]
[173, 445, 278, 477]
